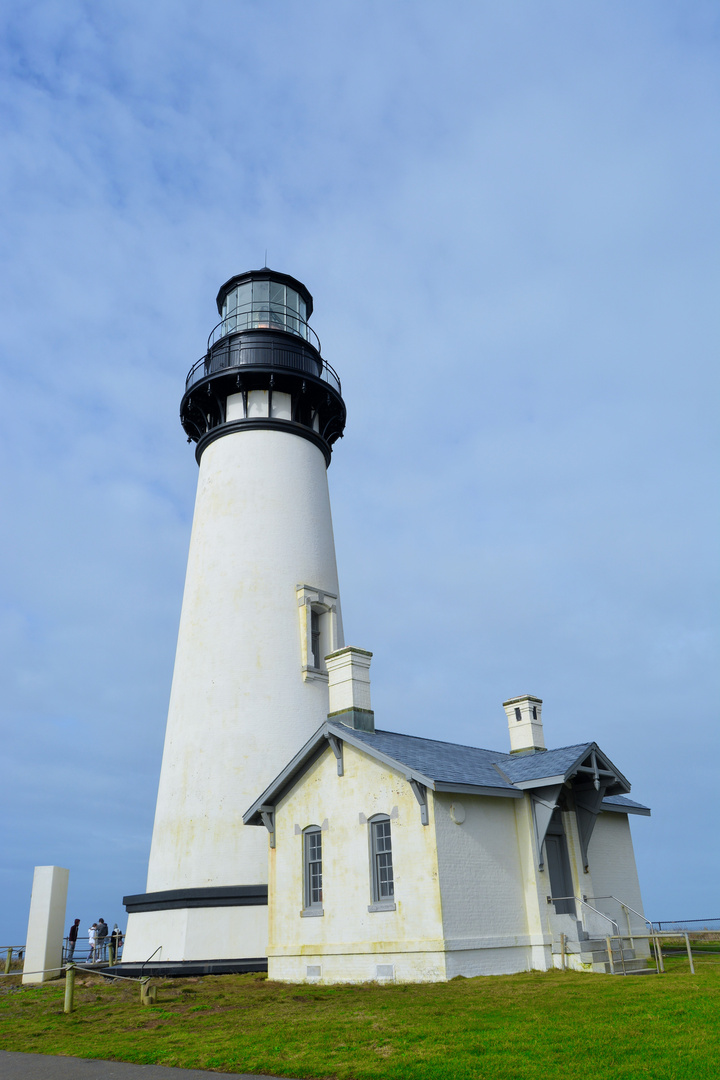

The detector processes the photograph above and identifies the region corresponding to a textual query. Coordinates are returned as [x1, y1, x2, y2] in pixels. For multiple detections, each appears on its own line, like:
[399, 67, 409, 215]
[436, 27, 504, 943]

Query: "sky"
[0, 1, 718, 945]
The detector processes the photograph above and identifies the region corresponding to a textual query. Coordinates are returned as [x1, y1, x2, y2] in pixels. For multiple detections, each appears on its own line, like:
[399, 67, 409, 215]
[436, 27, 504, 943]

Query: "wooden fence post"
[4, 948, 12, 975]
[64, 965, 75, 1014]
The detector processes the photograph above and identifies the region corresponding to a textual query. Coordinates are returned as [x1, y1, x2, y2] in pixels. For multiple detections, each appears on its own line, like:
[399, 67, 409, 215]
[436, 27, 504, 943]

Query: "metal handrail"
[208, 304, 322, 354]
[139, 945, 162, 979]
[586, 895, 652, 930]
[652, 917, 720, 930]
[605, 932, 696, 975]
[549, 895, 620, 935]
[184, 346, 341, 395]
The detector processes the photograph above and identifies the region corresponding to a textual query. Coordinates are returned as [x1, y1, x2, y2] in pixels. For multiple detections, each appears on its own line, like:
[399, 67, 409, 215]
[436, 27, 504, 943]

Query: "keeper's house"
[244, 648, 650, 983]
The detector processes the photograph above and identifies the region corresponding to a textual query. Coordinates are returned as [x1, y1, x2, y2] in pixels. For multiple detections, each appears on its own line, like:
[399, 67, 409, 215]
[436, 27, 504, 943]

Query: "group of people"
[66, 917, 123, 963]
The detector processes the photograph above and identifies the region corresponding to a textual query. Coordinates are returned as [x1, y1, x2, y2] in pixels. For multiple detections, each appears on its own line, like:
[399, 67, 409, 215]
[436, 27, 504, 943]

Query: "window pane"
[253, 279, 269, 303]
[269, 281, 286, 330]
[221, 287, 236, 319]
[236, 283, 252, 327]
[304, 829, 323, 907]
[269, 281, 285, 306]
[377, 852, 394, 898]
[222, 288, 237, 332]
[371, 819, 394, 901]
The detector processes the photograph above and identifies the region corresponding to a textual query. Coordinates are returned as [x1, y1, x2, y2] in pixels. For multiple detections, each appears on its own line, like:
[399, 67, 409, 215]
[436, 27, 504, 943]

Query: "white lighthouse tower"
[122, 270, 347, 971]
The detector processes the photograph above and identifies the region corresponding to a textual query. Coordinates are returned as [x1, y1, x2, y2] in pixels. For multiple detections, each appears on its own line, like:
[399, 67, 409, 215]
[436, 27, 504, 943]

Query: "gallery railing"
[185, 328, 341, 396]
[208, 304, 322, 354]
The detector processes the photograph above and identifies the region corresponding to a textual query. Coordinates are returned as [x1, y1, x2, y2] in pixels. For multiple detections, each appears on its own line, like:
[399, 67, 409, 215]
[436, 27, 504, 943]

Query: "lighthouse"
[122, 269, 346, 970]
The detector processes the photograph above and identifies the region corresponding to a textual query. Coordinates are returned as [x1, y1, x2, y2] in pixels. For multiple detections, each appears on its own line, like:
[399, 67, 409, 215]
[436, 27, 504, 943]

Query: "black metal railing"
[185, 336, 341, 396]
[208, 304, 322, 354]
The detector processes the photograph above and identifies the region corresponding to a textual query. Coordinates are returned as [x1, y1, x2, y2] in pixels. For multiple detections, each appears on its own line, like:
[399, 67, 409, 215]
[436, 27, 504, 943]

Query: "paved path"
[0, 1051, 300, 1079]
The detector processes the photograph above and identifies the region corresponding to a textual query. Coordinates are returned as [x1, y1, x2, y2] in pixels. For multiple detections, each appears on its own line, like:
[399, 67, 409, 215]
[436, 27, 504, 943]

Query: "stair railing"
[548, 896, 620, 936]
[585, 895, 652, 948]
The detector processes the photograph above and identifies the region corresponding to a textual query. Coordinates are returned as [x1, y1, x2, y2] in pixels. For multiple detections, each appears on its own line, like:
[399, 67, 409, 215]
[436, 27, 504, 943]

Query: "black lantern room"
[180, 269, 346, 465]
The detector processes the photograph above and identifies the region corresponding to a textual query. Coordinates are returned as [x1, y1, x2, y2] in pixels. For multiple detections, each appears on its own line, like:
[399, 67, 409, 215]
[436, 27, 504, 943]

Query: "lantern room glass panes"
[220, 279, 308, 340]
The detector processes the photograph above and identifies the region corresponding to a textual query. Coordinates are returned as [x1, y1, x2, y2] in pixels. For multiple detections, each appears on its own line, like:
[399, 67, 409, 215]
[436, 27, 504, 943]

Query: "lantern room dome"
[214, 269, 314, 346]
[180, 268, 345, 466]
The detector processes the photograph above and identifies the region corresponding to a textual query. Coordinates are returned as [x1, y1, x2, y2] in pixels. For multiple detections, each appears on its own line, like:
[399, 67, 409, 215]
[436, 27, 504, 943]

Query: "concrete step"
[583, 949, 635, 964]
[579, 940, 636, 962]
[603, 956, 649, 974]
[552, 936, 657, 975]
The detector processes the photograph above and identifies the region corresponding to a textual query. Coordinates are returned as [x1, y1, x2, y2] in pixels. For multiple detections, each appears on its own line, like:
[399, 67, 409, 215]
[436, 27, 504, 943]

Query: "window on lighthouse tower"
[311, 610, 321, 670]
[296, 584, 340, 681]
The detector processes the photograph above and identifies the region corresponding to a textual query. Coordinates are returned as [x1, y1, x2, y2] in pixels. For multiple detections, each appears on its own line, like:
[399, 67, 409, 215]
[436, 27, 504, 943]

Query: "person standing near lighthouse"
[67, 918, 80, 960]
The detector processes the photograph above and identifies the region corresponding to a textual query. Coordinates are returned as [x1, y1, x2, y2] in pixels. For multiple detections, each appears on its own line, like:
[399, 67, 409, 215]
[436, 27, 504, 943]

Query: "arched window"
[369, 815, 394, 904]
[303, 826, 323, 912]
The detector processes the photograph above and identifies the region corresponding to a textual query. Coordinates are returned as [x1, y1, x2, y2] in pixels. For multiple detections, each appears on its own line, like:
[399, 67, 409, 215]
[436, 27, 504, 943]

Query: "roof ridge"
[347, 726, 593, 760]
[367, 727, 504, 757]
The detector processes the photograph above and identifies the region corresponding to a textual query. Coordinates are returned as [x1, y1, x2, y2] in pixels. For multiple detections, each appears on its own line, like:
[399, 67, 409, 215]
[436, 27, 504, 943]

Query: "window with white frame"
[303, 826, 323, 911]
[370, 815, 394, 904]
[296, 585, 339, 680]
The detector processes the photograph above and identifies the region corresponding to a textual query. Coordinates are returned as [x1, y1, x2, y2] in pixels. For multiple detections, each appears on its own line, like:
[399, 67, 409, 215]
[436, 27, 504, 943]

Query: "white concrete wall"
[584, 812, 648, 937]
[123, 905, 268, 962]
[267, 743, 447, 983]
[434, 793, 538, 976]
[22, 866, 68, 984]
[123, 428, 343, 963]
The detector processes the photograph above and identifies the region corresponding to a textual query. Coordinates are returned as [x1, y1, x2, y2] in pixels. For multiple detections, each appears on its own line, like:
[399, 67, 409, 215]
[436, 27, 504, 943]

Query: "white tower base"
[123, 428, 343, 966]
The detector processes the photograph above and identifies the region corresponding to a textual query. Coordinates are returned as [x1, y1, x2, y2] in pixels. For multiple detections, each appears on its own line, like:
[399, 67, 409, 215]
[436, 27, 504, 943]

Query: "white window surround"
[296, 585, 339, 682]
[301, 825, 323, 918]
[368, 814, 396, 912]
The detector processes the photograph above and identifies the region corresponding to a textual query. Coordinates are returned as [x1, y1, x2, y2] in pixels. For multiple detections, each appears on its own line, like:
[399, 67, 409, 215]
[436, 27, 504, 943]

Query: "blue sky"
[0, 1, 718, 944]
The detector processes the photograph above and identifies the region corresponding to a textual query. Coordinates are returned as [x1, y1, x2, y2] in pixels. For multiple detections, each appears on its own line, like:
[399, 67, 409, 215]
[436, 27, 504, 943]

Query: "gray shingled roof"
[499, 744, 593, 782]
[343, 727, 518, 789]
[343, 727, 601, 789]
[244, 721, 650, 824]
[330, 725, 645, 807]
[602, 794, 651, 815]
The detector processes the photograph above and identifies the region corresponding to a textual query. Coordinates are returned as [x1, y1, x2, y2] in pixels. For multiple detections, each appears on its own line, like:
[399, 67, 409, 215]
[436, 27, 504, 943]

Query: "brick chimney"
[326, 647, 374, 732]
[503, 694, 545, 754]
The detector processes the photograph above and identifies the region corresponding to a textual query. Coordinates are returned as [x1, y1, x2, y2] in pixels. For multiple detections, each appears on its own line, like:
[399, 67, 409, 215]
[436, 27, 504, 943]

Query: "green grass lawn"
[0, 957, 717, 1079]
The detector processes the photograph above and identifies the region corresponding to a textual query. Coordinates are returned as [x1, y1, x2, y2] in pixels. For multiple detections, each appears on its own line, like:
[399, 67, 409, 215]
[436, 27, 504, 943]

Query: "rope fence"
[0, 961, 157, 1011]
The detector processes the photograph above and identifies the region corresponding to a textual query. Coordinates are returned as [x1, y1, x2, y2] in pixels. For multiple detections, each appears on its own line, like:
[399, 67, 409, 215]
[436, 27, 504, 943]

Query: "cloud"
[0, 0, 717, 941]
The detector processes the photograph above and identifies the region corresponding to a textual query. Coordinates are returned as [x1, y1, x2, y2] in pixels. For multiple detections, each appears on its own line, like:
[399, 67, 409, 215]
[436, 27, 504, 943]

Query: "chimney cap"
[503, 694, 543, 706]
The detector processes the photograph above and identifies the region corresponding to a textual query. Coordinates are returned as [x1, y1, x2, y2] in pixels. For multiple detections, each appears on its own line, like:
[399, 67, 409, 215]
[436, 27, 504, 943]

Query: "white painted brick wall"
[434, 793, 529, 941]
